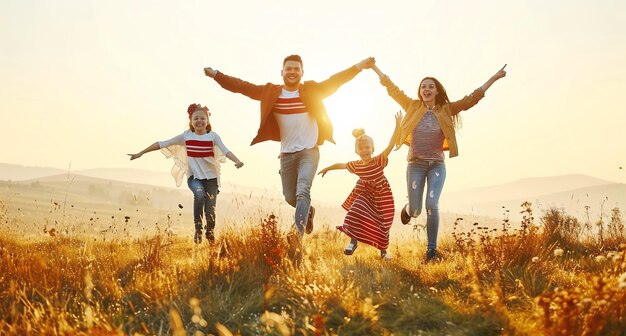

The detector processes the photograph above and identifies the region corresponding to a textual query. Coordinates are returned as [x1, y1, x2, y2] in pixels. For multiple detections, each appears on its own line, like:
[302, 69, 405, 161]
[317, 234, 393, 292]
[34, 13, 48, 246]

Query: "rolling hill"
[2, 163, 624, 236]
[443, 175, 625, 219]
[0, 172, 348, 238]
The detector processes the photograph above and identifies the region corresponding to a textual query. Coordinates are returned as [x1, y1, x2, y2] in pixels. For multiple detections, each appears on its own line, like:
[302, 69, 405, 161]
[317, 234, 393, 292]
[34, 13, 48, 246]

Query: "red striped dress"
[337, 155, 394, 250]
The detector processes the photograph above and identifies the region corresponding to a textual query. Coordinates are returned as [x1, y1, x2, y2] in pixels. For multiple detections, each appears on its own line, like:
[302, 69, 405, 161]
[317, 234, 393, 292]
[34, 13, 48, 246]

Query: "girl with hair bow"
[318, 112, 402, 259]
[129, 103, 244, 244]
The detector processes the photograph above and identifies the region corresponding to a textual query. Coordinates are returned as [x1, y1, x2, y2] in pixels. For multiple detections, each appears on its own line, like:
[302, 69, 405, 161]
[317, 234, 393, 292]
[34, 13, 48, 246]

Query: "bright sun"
[324, 88, 397, 150]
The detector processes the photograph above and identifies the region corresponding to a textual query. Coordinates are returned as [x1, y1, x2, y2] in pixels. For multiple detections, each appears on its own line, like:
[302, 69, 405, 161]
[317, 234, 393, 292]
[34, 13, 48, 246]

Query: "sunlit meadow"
[1, 193, 625, 335]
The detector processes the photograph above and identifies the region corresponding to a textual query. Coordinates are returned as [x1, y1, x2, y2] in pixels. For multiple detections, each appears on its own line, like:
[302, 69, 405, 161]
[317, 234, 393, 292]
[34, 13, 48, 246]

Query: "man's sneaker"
[400, 205, 411, 225]
[344, 240, 358, 255]
[286, 230, 303, 267]
[305, 206, 315, 234]
[425, 249, 440, 263]
[206, 229, 215, 243]
[193, 228, 203, 244]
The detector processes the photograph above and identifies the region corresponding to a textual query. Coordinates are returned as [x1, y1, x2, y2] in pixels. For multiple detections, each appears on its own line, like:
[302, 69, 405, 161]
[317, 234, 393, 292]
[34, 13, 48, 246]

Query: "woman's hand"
[371, 64, 385, 79]
[481, 64, 507, 92]
[492, 64, 507, 81]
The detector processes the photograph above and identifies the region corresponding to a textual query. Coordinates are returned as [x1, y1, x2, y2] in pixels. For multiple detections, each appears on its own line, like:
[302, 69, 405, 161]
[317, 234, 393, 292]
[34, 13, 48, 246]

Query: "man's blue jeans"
[187, 176, 219, 231]
[406, 160, 446, 251]
[279, 147, 319, 237]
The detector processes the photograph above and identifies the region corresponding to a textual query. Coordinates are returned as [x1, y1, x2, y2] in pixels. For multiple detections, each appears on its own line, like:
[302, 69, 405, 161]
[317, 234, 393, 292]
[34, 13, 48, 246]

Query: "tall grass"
[0, 199, 625, 335]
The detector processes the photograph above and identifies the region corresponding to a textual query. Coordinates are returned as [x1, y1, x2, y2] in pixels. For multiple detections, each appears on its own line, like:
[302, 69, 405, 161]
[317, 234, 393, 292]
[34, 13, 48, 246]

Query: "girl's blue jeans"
[406, 160, 446, 251]
[187, 176, 219, 231]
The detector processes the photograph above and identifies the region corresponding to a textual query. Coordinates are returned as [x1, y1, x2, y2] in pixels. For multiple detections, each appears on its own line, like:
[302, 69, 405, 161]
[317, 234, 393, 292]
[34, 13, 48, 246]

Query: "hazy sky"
[1, 0, 625, 204]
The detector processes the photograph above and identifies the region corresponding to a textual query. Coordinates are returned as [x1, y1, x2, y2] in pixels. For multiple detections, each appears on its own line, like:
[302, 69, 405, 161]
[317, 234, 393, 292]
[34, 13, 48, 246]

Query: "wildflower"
[532, 257, 539, 263]
[595, 255, 607, 263]
[553, 248, 564, 257]
[260, 311, 290, 336]
[619, 272, 626, 289]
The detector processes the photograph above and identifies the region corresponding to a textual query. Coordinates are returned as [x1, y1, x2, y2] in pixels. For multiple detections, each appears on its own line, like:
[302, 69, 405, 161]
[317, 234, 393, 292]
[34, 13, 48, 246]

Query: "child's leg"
[187, 176, 207, 242]
[380, 249, 392, 259]
[202, 178, 219, 241]
[344, 237, 358, 255]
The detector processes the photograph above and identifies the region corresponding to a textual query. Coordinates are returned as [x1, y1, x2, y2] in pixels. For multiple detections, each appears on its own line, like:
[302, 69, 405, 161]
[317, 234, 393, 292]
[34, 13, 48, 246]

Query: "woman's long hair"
[418, 77, 461, 128]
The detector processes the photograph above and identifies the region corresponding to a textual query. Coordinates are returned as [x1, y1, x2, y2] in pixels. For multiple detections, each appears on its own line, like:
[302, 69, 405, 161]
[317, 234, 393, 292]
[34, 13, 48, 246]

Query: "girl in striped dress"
[129, 104, 244, 244]
[318, 112, 402, 258]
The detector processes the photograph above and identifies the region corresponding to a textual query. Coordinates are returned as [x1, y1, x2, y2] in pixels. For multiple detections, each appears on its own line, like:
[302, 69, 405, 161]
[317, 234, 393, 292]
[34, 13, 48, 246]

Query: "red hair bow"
[187, 103, 210, 118]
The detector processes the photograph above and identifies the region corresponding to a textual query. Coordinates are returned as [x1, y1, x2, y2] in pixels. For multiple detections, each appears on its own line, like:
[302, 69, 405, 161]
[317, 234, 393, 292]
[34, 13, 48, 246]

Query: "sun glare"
[325, 90, 389, 144]
[325, 95, 362, 134]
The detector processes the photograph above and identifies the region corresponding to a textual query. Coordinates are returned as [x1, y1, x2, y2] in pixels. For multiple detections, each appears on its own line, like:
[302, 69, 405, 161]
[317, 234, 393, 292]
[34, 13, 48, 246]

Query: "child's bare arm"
[226, 152, 244, 168]
[128, 142, 160, 160]
[318, 163, 347, 177]
[381, 111, 403, 158]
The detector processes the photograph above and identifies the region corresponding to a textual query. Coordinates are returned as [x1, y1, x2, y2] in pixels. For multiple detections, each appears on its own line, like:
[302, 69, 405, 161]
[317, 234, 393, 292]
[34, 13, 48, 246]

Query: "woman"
[371, 63, 507, 262]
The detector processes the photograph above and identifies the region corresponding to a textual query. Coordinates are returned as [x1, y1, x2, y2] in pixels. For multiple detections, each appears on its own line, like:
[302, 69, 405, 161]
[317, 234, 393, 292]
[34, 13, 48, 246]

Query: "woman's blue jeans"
[187, 176, 219, 231]
[279, 147, 319, 237]
[406, 160, 446, 251]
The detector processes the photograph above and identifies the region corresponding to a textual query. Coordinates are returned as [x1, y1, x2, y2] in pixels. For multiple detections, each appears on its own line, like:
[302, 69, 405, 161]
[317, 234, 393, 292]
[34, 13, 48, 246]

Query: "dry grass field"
[1, 179, 625, 335]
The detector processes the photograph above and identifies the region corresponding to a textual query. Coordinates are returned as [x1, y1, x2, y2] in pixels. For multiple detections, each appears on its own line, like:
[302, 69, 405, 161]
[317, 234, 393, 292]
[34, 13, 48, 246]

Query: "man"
[204, 55, 374, 238]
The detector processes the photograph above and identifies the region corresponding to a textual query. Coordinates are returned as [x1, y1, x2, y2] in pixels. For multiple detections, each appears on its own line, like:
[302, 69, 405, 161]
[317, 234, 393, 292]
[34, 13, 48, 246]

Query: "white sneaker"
[344, 241, 358, 255]
[381, 250, 392, 260]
